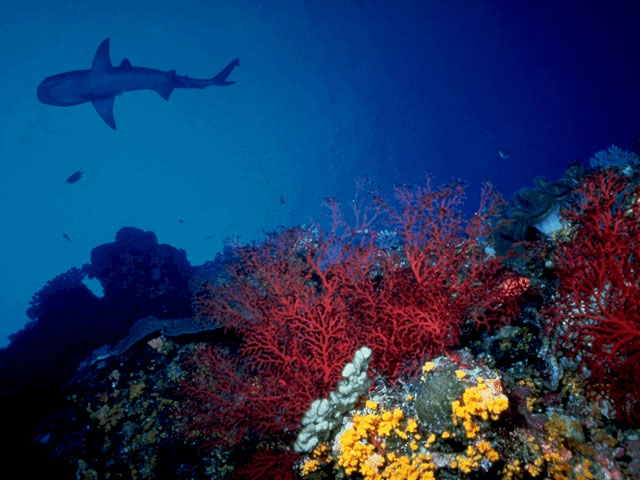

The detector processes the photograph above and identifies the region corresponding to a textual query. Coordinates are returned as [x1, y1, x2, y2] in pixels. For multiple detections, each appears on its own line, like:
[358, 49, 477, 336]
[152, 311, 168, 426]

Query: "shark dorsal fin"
[119, 58, 132, 69]
[92, 39, 113, 73]
[91, 96, 116, 129]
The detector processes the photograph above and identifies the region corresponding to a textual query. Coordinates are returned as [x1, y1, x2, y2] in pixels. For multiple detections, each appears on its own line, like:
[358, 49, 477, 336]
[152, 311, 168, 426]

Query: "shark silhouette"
[37, 38, 239, 129]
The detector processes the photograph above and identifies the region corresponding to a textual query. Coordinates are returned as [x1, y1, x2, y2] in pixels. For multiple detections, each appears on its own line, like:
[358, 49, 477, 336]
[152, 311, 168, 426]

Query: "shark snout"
[36, 73, 86, 106]
[37, 77, 58, 105]
[37, 82, 49, 104]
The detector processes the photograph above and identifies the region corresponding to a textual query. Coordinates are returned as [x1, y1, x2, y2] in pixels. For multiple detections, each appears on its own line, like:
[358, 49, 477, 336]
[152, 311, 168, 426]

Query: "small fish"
[178, 219, 184, 224]
[62, 233, 72, 242]
[204, 234, 215, 240]
[66, 170, 84, 183]
[498, 150, 511, 160]
[280, 195, 285, 205]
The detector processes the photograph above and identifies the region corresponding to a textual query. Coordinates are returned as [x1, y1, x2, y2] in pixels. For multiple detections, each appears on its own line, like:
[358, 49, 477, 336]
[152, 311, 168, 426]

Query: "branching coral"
[545, 167, 640, 423]
[344, 178, 527, 377]
[179, 177, 529, 474]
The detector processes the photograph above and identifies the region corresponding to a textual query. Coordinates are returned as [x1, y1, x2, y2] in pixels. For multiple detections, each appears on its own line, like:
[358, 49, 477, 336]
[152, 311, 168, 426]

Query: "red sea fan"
[546, 168, 640, 423]
[180, 177, 528, 455]
[344, 179, 526, 377]
[191, 226, 367, 436]
[232, 448, 299, 480]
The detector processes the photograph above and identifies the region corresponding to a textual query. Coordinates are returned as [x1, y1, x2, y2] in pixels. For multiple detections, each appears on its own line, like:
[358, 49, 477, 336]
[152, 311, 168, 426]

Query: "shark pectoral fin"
[92, 39, 113, 74]
[155, 70, 176, 100]
[92, 96, 117, 129]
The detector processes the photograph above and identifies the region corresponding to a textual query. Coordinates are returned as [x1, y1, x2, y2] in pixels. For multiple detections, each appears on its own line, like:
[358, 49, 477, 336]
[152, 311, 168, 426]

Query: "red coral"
[179, 177, 526, 455]
[192, 226, 367, 437]
[177, 345, 264, 450]
[345, 179, 525, 376]
[232, 448, 299, 480]
[545, 168, 640, 423]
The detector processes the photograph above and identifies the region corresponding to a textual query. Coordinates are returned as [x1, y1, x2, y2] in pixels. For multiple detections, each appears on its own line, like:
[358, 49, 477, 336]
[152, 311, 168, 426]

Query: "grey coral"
[293, 346, 372, 453]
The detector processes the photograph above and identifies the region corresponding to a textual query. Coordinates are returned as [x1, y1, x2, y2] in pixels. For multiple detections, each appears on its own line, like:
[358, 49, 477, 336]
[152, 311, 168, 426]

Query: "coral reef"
[295, 346, 373, 453]
[180, 177, 526, 473]
[544, 167, 640, 423]
[86, 226, 195, 323]
[0, 227, 198, 478]
[298, 350, 629, 480]
[43, 334, 235, 479]
[4, 153, 640, 479]
[492, 166, 584, 255]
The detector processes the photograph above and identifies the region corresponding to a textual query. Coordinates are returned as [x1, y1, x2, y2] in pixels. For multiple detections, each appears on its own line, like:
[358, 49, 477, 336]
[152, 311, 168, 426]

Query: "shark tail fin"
[211, 58, 239, 86]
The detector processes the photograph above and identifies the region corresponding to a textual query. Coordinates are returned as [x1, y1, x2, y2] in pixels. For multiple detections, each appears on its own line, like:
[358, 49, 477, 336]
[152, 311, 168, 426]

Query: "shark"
[37, 38, 239, 129]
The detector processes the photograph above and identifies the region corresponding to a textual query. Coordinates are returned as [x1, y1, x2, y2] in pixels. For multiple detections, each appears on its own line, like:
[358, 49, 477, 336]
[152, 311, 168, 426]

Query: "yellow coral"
[300, 458, 321, 475]
[451, 379, 508, 439]
[377, 409, 404, 437]
[337, 405, 437, 480]
[525, 457, 543, 477]
[502, 459, 522, 480]
[406, 418, 418, 433]
[425, 433, 436, 446]
[383, 453, 435, 480]
[476, 440, 499, 462]
[454, 445, 481, 474]
[300, 441, 333, 475]
[575, 458, 594, 480]
[487, 396, 509, 420]
[526, 396, 537, 412]
[422, 362, 436, 372]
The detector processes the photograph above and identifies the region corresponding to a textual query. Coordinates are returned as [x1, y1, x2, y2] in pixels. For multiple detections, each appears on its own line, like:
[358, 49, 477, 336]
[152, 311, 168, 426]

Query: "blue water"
[1, 0, 638, 346]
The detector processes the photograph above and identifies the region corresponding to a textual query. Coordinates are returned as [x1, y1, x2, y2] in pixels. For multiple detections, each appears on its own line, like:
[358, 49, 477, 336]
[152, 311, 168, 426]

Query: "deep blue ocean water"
[1, 0, 639, 346]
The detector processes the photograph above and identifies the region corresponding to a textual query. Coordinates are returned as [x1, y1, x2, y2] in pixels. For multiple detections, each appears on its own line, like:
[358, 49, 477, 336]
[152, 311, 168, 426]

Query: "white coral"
[294, 346, 372, 453]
